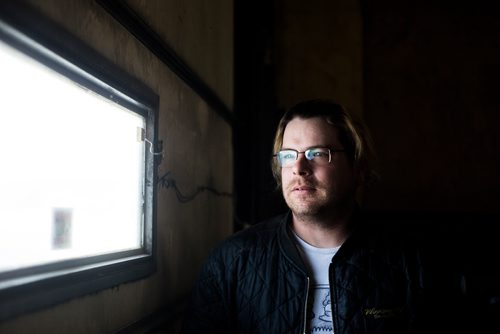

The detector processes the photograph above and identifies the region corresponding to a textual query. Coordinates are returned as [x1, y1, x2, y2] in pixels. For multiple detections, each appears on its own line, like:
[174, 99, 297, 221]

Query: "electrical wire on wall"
[146, 137, 245, 228]
[143, 135, 233, 203]
[156, 171, 233, 203]
[156, 170, 252, 231]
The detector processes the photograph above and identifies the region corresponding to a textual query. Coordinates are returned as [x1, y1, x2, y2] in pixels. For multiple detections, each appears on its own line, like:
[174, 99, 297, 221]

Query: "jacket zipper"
[329, 263, 335, 334]
[303, 276, 310, 334]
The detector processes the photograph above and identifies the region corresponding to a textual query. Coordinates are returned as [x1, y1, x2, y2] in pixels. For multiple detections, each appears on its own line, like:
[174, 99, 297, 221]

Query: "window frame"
[0, 2, 158, 321]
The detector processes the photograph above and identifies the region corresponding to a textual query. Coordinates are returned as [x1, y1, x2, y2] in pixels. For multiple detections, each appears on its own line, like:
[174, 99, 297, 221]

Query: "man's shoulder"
[200, 212, 289, 271]
[209, 212, 288, 258]
[230, 212, 288, 244]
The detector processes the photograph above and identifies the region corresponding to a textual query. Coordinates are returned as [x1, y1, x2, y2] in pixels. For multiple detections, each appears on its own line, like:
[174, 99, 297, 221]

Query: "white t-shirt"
[294, 233, 340, 333]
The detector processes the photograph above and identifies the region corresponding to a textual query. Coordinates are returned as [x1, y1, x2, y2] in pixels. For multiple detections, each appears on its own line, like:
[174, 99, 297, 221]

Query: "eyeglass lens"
[277, 147, 331, 167]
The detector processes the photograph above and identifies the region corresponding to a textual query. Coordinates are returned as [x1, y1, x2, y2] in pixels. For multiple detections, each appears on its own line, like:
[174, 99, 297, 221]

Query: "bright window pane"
[0, 39, 146, 272]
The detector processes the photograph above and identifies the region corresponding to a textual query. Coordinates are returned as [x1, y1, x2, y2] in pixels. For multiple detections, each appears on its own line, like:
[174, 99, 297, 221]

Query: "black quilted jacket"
[181, 211, 425, 334]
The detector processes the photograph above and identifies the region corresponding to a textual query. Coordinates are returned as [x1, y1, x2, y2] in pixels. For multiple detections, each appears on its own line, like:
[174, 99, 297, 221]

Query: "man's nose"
[292, 153, 311, 175]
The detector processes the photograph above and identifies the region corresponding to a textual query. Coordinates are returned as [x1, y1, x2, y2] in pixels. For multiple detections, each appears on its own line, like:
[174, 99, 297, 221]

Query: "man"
[181, 99, 424, 333]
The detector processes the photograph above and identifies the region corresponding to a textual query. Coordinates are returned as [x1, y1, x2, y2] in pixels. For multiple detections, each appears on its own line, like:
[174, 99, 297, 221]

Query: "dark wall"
[234, 0, 286, 228]
[362, 0, 500, 213]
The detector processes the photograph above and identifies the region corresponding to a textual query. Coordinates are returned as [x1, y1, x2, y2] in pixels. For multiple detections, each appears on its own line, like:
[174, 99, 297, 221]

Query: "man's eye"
[282, 153, 295, 159]
[307, 149, 328, 158]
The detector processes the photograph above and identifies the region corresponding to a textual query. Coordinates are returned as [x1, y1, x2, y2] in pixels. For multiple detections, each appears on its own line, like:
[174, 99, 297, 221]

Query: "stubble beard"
[283, 185, 354, 228]
[284, 187, 331, 224]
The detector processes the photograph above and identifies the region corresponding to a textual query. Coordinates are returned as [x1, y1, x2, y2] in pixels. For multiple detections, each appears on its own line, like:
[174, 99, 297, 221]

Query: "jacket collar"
[276, 211, 309, 275]
[276, 206, 368, 267]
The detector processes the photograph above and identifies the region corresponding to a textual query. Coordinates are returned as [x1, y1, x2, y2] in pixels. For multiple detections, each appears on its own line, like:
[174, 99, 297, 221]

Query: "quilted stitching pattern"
[332, 237, 418, 334]
[182, 214, 423, 334]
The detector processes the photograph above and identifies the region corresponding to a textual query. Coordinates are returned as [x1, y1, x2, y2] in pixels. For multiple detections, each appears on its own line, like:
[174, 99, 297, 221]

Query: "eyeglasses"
[274, 147, 345, 168]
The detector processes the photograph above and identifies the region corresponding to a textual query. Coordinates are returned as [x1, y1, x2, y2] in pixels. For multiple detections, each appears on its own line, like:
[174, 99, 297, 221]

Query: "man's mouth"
[292, 184, 316, 192]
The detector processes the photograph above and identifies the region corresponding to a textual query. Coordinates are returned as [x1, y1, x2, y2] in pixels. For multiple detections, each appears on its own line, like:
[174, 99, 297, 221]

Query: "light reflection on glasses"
[274, 147, 345, 168]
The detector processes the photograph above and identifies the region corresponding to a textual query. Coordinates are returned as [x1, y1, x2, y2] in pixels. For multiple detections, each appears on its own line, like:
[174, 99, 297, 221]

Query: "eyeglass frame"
[273, 146, 346, 168]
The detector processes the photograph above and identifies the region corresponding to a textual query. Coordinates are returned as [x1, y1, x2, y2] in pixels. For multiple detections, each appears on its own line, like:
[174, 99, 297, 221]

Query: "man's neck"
[291, 205, 354, 248]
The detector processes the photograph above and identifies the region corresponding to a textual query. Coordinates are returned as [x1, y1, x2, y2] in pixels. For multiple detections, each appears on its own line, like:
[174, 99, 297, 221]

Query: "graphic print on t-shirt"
[310, 284, 333, 333]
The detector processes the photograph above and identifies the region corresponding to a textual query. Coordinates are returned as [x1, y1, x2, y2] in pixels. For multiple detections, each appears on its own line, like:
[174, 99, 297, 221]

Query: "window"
[0, 3, 158, 321]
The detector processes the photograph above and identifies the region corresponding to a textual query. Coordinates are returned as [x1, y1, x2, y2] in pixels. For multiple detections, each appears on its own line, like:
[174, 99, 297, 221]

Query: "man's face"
[281, 116, 358, 220]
